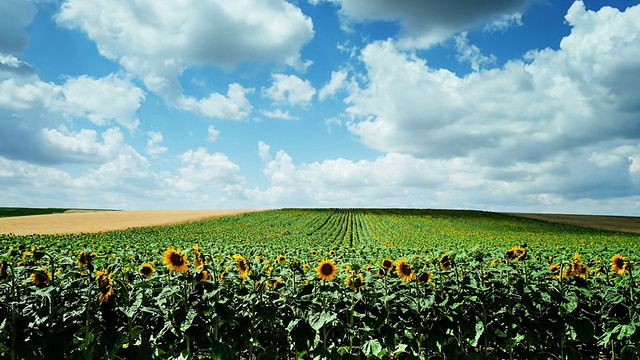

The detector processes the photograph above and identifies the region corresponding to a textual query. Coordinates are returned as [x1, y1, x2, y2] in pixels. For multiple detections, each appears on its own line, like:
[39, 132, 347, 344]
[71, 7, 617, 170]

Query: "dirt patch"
[504, 213, 640, 234]
[0, 210, 263, 235]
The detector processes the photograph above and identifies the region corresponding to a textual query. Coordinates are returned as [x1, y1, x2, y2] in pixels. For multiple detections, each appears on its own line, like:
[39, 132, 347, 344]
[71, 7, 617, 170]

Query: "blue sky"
[1, 0, 640, 214]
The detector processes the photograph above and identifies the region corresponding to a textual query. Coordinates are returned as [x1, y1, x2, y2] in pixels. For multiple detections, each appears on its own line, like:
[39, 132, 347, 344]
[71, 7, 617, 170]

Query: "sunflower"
[193, 244, 205, 269]
[548, 263, 561, 279]
[396, 259, 414, 282]
[272, 278, 285, 290]
[78, 251, 92, 267]
[311, 250, 318, 256]
[139, 263, 155, 278]
[195, 270, 210, 283]
[346, 273, 365, 292]
[30, 267, 50, 287]
[164, 248, 189, 272]
[233, 255, 250, 278]
[611, 254, 628, 275]
[381, 258, 394, 270]
[96, 270, 114, 302]
[329, 250, 337, 257]
[0, 260, 9, 281]
[440, 254, 453, 271]
[417, 272, 433, 285]
[316, 259, 337, 281]
[505, 247, 526, 261]
[377, 267, 386, 278]
[290, 260, 302, 273]
[275, 255, 286, 264]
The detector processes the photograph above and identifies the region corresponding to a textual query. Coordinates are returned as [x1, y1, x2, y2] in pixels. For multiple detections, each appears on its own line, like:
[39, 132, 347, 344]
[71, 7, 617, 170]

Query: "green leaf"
[121, 291, 143, 318]
[469, 321, 484, 347]
[309, 311, 337, 331]
[362, 339, 383, 357]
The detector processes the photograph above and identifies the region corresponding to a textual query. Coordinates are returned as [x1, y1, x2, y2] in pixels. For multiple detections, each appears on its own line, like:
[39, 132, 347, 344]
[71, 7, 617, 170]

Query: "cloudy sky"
[1, 0, 640, 214]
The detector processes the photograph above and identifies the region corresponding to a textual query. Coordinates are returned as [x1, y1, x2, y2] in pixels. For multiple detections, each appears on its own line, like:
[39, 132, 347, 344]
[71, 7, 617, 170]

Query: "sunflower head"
[377, 267, 386, 278]
[417, 272, 433, 285]
[164, 248, 189, 272]
[78, 251, 91, 267]
[548, 263, 561, 279]
[195, 270, 210, 283]
[139, 263, 155, 278]
[275, 255, 286, 264]
[0, 260, 9, 282]
[311, 250, 318, 256]
[30, 267, 50, 287]
[233, 255, 250, 278]
[272, 278, 285, 290]
[611, 254, 628, 275]
[396, 259, 414, 282]
[505, 247, 526, 261]
[381, 258, 394, 270]
[316, 259, 337, 281]
[193, 244, 205, 269]
[346, 273, 365, 292]
[440, 254, 453, 271]
[329, 250, 337, 257]
[96, 270, 115, 302]
[289, 260, 302, 273]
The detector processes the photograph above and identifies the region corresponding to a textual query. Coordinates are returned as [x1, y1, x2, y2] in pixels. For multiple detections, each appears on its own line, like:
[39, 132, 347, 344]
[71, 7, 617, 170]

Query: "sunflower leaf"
[309, 311, 337, 331]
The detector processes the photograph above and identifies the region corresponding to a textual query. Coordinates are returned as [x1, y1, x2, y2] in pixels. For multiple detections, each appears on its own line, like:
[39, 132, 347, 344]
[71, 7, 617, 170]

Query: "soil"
[0, 210, 262, 235]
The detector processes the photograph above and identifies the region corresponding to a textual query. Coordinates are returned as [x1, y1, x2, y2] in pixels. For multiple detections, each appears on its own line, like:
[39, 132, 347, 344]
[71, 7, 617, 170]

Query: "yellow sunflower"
[275, 255, 286, 264]
[233, 255, 250, 278]
[611, 254, 628, 275]
[139, 263, 155, 278]
[195, 270, 210, 283]
[96, 270, 114, 302]
[505, 246, 526, 261]
[329, 250, 337, 257]
[311, 250, 318, 256]
[316, 259, 337, 281]
[377, 267, 386, 278]
[346, 273, 365, 292]
[77, 251, 91, 267]
[396, 259, 414, 282]
[440, 254, 453, 271]
[417, 272, 433, 285]
[164, 248, 189, 272]
[193, 244, 205, 269]
[272, 278, 285, 291]
[381, 258, 394, 270]
[0, 260, 9, 281]
[548, 263, 560, 279]
[30, 267, 50, 287]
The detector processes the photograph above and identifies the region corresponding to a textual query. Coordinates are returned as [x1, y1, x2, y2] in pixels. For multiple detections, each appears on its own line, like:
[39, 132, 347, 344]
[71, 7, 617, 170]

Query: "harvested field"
[0, 209, 261, 235]
[504, 212, 640, 234]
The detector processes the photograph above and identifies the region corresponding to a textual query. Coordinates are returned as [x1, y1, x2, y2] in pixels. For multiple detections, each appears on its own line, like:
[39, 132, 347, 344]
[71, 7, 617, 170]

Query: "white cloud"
[61, 74, 144, 131]
[320, 0, 535, 48]
[178, 83, 253, 120]
[319, 70, 348, 101]
[55, 0, 314, 99]
[0, 73, 145, 164]
[146, 131, 167, 157]
[260, 108, 298, 120]
[0, 0, 37, 53]
[207, 125, 220, 142]
[454, 32, 497, 72]
[484, 13, 523, 32]
[0, 54, 36, 78]
[345, 2, 640, 164]
[263, 74, 316, 106]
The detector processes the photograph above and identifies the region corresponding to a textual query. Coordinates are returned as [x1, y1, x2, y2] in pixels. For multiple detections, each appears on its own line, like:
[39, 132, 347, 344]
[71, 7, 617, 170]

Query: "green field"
[1, 208, 639, 359]
[0, 207, 71, 218]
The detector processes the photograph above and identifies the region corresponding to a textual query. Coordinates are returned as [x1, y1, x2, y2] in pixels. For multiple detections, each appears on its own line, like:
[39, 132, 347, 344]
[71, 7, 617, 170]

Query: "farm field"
[1, 208, 639, 359]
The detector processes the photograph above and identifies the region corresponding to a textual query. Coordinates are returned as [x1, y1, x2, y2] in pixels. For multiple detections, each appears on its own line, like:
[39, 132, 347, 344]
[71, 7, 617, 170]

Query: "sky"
[1, 0, 640, 214]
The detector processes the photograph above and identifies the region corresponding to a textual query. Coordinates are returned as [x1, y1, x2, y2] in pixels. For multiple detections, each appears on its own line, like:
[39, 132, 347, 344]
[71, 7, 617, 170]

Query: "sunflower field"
[0, 208, 639, 359]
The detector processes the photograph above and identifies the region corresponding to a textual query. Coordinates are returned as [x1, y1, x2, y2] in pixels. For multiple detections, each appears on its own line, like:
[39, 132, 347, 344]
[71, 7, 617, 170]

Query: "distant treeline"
[0, 207, 70, 218]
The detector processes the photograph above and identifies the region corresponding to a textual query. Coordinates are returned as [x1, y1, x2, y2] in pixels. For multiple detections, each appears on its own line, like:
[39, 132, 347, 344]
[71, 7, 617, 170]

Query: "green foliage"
[0, 208, 639, 359]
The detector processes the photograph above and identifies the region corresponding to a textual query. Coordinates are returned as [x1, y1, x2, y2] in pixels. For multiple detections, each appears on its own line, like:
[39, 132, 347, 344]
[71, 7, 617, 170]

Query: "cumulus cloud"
[0, 54, 36, 79]
[55, 0, 314, 99]
[319, 70, 348, 101]
[0, 73, 144, 164]
[260, 109, 298, 120]
[454, 32, 497, 72]
[0, 0, 37, 53]
[262, 74, 316, 106]
[178, 83, 253, 120]
[346, 2, 640, 163]
[319, 0, 534, 48]
[207, 125, 220, 142]
[146, 131, 167, 157]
